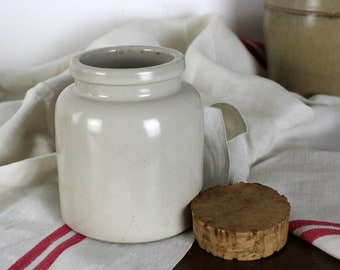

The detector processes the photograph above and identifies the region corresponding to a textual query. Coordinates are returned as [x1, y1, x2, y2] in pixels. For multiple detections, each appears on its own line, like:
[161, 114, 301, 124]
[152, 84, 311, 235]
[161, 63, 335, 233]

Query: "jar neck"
[74, 76, 182, 101]
[70, 46, 185, 101]
[265, 0, 340, 16]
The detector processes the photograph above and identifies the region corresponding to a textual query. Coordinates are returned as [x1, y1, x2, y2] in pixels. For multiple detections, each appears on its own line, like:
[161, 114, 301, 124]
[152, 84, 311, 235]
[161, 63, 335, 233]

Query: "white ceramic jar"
[55, 46, 203, 243]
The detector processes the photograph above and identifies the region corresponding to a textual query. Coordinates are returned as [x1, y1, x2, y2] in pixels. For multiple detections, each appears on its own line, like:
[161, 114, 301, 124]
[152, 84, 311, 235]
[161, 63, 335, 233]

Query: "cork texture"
[191, 182, 291, 261]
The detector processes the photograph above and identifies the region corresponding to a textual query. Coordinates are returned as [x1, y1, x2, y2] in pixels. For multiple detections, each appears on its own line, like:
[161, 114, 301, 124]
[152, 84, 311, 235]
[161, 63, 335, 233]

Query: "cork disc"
[191, 182, 291, 261]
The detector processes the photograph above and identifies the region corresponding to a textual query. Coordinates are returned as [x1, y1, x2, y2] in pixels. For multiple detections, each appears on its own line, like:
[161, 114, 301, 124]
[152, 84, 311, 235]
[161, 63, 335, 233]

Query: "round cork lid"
[191, 182, 291, 261]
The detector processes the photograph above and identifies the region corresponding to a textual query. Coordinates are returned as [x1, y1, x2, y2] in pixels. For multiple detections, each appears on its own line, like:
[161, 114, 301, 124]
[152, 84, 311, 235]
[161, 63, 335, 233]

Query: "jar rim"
[70, 46, 185, 85]
[265, 0, 340, 15]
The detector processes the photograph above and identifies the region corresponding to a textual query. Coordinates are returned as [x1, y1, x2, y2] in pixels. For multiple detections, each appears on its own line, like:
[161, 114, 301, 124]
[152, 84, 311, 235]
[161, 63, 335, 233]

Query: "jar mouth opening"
[79, 47, 176, 69]
[71, 46, 185, 85]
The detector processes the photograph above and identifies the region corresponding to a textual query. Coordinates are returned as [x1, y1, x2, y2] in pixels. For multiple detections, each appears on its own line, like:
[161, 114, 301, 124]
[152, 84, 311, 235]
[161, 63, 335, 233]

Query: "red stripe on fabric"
[299, 228, 340, 243]
[33, 233, 86, 270]
[289, 220, 340, 232]
[240, 38, 267, 69]
[250, 39, 265, 52]
[8, 224, 71, 270]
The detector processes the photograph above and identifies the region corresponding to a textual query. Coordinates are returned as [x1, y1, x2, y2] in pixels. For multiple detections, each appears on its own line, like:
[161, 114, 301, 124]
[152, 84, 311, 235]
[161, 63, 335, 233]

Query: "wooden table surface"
[174, 234, 340, 269]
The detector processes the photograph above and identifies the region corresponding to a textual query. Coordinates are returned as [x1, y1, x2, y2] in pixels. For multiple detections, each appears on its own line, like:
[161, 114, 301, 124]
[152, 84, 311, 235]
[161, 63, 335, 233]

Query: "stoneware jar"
[55, 46, 204, 243]
[264, 0, 340, 97]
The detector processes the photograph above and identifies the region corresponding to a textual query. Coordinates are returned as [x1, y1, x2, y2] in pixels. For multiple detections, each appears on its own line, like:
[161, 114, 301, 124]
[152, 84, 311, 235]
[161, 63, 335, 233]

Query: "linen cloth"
[1, 14, 340, 269]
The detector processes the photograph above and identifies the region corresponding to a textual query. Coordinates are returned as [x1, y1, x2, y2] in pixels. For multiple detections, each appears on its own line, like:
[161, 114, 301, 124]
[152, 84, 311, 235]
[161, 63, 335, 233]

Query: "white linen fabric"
[1, 14, 340, 269]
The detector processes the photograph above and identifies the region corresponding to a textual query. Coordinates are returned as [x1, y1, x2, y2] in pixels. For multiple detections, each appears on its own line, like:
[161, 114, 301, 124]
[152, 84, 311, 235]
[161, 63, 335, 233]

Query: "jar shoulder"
[55, 82, 201, 120]
[57, 81, 200, 105]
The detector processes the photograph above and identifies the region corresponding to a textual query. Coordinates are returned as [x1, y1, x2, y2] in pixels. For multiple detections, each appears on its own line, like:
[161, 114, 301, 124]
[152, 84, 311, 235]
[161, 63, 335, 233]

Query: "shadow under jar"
[264, 0, 340, 97]
[55, 46, 204, 243]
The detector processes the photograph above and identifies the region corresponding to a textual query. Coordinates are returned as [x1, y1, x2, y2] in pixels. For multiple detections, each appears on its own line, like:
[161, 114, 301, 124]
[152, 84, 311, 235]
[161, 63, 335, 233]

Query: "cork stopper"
[191, 182, 291, 261]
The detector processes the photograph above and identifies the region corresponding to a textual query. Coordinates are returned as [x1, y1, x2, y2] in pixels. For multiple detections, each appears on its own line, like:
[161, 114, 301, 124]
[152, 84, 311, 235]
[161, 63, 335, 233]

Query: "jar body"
[264, 1, 340, 97]
[55, 46, 203, 243]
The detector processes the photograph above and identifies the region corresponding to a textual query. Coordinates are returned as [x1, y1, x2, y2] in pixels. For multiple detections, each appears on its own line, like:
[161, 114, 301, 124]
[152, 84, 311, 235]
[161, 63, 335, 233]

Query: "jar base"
[63, 220, 192, 244]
